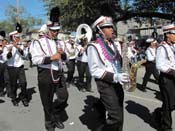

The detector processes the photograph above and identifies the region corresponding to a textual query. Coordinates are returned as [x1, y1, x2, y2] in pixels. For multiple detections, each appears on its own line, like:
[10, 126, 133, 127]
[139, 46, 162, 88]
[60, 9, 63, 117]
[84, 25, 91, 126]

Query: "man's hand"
[50, 52, 61, 61]
[114, 73, 130, 85]
[57, 48, 64, 55]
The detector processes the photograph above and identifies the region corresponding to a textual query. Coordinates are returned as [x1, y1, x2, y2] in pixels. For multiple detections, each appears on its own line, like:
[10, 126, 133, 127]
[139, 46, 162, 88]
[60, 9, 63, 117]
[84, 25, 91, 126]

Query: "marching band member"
[75, 35, 92, 92]
[65, 35, 76, 87]
[156, 23, 175, 131]
[0, 32, 6, 96]
[1, 35, 11, 98]
[87, 16, 129, 131]
[30, 6, 68, 131]
[127, 40, 138, 64]
[141, 38, 159, 91]
[2, 31, 29, 107]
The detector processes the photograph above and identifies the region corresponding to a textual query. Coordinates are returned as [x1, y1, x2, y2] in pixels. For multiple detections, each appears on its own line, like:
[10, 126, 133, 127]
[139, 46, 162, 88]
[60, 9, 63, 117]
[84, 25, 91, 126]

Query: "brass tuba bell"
[75, 24, 92, 45]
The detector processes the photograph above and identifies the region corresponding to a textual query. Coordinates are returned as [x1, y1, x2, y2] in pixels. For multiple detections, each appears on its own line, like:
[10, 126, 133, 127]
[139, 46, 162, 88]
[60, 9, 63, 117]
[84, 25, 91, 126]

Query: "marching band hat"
[92, 16, 113, 29]
[146, 38, 155, 43]
[0, 32, 4, 40]
[0, 35, 3, 40]
[69, 34, 75, 38]
[38, 24, 48, 36]
[47, 6, 61, 31]
[146, 38, 157, 45]
[9, 30, 20, 37]
[47, 20, 61, 30]
[162, 23, 175, 34]
[0, 31, 6, 39]
[116, 37, 123, 43]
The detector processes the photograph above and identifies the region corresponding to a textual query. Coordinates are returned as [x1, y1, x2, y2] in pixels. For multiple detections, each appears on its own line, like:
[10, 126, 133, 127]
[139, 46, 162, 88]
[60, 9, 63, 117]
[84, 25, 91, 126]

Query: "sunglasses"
[50, 29, 59, 32]
[100, 26, 113, 29]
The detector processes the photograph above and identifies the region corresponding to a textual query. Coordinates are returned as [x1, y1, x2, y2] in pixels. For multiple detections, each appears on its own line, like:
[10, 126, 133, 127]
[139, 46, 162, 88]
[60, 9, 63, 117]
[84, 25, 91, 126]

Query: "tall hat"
[47, 6, 61, 30]
[92, 16, 113, 30]
[162, 23, 175, 34]
[0, 35, 3, 40]
[116, 37, 123, 43]
[9, 30, 20, 37]
[16, 22, 22, 33]
[0, 31, 6, 40]
[38, 24, 48, 36]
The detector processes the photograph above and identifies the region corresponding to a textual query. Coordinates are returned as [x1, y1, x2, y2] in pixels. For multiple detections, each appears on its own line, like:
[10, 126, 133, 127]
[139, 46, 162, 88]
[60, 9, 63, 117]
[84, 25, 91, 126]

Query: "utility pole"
[16, 0, 20, 23]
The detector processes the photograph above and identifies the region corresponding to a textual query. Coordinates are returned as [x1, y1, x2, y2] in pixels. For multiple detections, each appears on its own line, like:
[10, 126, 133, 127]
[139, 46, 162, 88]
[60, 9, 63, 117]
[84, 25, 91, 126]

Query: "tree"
[42, 0, 107, 30]
[110, 0, 175, 23]
[0, 5, 42, 34]
[41, 0, 175, 31]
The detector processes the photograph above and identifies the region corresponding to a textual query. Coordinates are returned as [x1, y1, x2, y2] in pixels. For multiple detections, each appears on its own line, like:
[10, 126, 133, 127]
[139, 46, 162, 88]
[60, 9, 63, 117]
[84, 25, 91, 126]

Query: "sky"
[0, 0, 47, 22]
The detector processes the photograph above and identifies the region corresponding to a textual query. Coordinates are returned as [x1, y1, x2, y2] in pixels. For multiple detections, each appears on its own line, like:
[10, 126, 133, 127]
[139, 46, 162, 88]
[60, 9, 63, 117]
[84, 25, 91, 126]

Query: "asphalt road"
[0, 62, 174, 131]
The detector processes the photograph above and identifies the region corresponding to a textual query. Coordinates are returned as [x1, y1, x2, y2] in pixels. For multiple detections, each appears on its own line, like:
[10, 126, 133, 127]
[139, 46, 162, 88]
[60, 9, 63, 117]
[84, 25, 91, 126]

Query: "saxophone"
[122, 38, 146, 92]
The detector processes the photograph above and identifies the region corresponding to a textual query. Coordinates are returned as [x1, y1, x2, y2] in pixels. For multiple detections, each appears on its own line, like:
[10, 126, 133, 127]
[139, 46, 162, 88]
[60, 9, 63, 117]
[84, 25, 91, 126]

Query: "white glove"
[113, 73, 130, 85]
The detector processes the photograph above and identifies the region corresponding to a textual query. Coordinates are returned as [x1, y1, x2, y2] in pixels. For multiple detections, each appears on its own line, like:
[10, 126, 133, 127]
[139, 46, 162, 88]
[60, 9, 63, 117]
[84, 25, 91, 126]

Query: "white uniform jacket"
[146, 47, 156, 62]
[127, 46, 137, 60]
[156, 43, 175, 75]
[30, 37, 67, 71]
[75, 44, 88, 63]
[65, 40, 76, 60]
[2, 43, 27, 67]
[87, 41, 121, 83]
[75, 45, 82, 62]
[0, 47, 5, 64]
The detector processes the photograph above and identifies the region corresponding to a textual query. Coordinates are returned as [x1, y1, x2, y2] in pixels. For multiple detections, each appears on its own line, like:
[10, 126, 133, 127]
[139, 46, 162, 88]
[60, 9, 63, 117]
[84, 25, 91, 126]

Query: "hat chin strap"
[97, 25, 107, 40]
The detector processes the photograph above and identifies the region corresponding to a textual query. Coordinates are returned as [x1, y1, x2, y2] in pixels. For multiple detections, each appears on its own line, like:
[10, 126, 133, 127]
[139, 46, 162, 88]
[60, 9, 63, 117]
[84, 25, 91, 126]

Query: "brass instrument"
[122, 37, 146, 92]
[75, 24, 92, 45]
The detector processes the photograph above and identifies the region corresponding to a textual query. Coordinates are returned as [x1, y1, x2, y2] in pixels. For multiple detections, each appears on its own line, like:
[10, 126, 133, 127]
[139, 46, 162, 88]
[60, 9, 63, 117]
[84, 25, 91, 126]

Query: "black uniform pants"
[0, 63, 5, 93]
[4, 66, 11, 97]
[95, 79, 124, 131]
[142, 62, 159, 87]
[78, 61, 92, 90]
[37, 68, 68, 129]
[159, 73, 175, 130]
[7, 65, 27, 101]
[66, 59, 75, 83]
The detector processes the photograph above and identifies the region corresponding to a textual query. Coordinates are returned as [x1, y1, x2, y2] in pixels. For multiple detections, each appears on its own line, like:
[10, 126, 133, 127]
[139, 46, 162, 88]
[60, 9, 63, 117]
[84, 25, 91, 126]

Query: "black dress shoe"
[141, 86, 147, 92]
[0, 91, 5, 97]
[54, 121, 64, 129]
[47, 127, 55, 131]
[22, 100, 29, 107]
[12, 100, 19, 106]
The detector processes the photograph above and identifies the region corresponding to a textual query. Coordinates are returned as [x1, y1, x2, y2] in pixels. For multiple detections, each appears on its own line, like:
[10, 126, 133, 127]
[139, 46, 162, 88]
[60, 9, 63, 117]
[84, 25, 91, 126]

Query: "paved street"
[0, 62, 174, 131]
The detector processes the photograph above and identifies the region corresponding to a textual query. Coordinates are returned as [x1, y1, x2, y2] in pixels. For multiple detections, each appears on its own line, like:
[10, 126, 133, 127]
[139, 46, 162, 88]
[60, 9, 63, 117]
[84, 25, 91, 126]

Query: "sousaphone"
[75, 24, 92, 44]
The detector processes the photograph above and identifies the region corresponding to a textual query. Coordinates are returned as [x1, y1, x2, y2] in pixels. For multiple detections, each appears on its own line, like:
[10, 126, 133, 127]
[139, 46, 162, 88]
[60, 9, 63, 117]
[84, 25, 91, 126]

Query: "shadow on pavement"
[149, 78, 158, 85]
[0, 99, 5, 104]
[18, 87, 37, 103]
[125, 100, 158, 130]
[137, 83, 162, 101]
[137, 83, 147, 92]
[154, 91, 162, 101]
[26, 87, 37, 102]
[79, 95, 105, 131]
